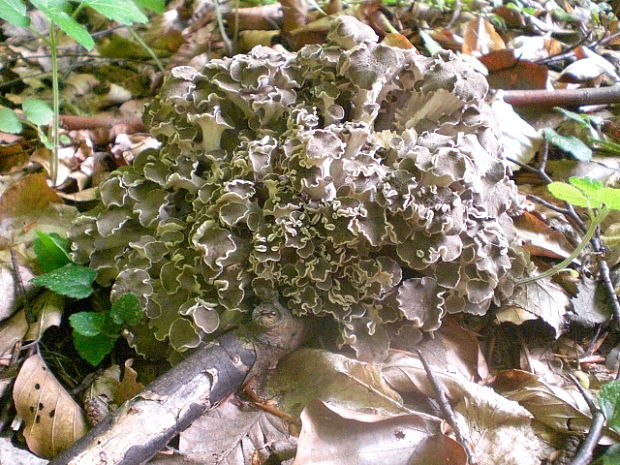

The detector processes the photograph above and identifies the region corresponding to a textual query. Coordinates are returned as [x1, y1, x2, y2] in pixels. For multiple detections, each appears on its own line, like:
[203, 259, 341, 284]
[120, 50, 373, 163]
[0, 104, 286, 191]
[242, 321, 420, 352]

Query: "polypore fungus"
[70, 16, 524, 361]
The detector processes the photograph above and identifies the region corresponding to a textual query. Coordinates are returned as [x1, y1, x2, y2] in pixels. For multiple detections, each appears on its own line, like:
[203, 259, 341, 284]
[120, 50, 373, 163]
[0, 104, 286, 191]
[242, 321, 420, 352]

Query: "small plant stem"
[49, 26, 60, 187]
[515, 207, 608, 285]
[126, 27, 165, 73]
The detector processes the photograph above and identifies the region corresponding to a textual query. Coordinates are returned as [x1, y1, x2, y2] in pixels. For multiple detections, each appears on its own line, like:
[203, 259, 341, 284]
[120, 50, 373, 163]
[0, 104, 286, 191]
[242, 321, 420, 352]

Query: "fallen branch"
[60, 115, 146, 132]
[502, 85, 620, 108]
[48, 303, 306, 465]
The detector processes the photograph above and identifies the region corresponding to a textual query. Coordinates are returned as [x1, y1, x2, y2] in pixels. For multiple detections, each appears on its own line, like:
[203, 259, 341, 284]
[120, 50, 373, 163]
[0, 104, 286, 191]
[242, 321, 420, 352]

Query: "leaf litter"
[1, 0, 620, 464]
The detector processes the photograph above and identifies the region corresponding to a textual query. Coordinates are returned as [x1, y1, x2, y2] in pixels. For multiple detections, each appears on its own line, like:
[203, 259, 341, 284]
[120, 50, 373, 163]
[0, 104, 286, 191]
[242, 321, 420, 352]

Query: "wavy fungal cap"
[70, 16, 525, 361]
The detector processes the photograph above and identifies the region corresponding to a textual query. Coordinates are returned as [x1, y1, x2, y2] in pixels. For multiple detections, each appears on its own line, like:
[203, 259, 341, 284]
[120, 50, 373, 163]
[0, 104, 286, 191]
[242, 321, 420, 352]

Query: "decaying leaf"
[382, 352, 554, 465]
[293, 399, 464, 465]
[569, 277, 611, 327]
[179, 400, 295, 464]
[13, 354, 88, 458]
[493, 369, 620, 441]
[497, 279, 570, 337]
[267, 348, 404, 416]
[115, 358, 145, 404]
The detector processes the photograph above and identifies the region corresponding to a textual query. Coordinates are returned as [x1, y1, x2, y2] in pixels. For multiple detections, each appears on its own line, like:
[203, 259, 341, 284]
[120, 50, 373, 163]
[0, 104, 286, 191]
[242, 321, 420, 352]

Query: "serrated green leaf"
[73, 331, 116, 365]
[599, 187, 620, 211]
[547, 182, 592, 208]
[543, 128, 592, 162]
[0, 0, 30, 27]
[31, 263, 97, 298]
[110, 293, 143, 326]
[598, 380, 620, 433]
[69, 312, 105, 336]
[34, 231, 71, 272]
[30, 0, 95, 50]
[22, 98, 54, 126]
[0, 107, 23, 133]
[81, 0, 147, 24]
[133, 0, 164, 13]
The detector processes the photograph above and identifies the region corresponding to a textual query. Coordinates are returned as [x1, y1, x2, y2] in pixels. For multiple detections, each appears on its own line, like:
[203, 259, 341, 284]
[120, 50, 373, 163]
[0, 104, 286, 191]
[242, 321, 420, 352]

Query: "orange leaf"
[462, 17, 505, 56]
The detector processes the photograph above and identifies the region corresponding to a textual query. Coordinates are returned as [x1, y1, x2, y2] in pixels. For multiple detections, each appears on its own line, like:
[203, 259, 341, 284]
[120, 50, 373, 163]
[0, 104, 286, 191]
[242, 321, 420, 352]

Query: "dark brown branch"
[59, 115, 146, 132]
[502, 86, 620, 108]
[567, 374, 607, 465]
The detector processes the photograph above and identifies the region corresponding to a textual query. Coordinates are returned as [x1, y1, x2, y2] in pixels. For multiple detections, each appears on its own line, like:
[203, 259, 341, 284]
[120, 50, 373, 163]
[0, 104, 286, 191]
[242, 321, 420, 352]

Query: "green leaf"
[599, 187, 620, 211]
[0, 107, 23, 133]
[0, 0, 30, 27]
[543, 128, 592, 162]
[69, 312, 105, 336]
[31, 263, 97, 298]
[72, 331, 116, 365]
[598, 380, 620, 433]
[554, 107, 592, 130]
[22, 98, 54, 126]
[110, 293, 143, 326]
[133, 0, 164, 13]
[30, 0, 95, 50]
[547, 182, 591, 208]
[81, 0, 147, 24]
[33, 231, 71, 272]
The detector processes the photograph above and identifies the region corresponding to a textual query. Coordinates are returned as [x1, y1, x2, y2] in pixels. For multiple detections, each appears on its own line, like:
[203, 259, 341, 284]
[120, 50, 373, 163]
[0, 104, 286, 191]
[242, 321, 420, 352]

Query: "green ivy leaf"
[547, 182, 591, 208]
[69, 312, 105, 337]
[598, 380, 620, 433]
[22, 98, 54, 126]
[543, 128, 592, 162]
[81, 0, 148, 24]
[30, 0, 95, 50]
[73, 331, 116, 366]
[33, 231, 71, 272]
[0, 0, 30, 27]
[0, 107, 23, 133]
[133, 0, 164, 13]
[31, 263, 97, 298]
[110, 293, 143, 326]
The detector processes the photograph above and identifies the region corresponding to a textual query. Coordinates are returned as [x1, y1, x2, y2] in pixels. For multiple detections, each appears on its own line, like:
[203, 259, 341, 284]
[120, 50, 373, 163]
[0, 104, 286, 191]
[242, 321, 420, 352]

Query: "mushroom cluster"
[70, 16, 524, 360]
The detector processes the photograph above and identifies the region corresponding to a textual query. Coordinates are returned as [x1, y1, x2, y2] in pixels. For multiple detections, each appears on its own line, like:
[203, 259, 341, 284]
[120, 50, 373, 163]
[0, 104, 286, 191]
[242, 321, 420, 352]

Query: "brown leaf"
[462, 17, 505, 56]
[13, 354, 88, 458]
[382, 33, 415, 50]
[294, 400, 464, 465]
[478, 49, 548, 90]
[514, 211, 575, 260]
[114, 359, 145, 404]
[281, 0, 307, 34]
[0, 143, 29, 173]
[0, 173, 61, 222]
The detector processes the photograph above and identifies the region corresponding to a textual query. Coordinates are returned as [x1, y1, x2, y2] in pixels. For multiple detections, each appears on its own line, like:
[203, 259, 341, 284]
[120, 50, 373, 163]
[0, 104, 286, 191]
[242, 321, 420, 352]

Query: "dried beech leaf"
[498, 279, 570, 337]
[13, 354, 88, 458]
[24, 291, 64, 341]
[267, 348, 404, 416]
[115, 358, 145, 404]
[462, 17, 505, 56]
[179, 401, 294, 464]
[493, 369, 620, 440]
[0, 308, 28, 360]
[293, 400, 464, 465]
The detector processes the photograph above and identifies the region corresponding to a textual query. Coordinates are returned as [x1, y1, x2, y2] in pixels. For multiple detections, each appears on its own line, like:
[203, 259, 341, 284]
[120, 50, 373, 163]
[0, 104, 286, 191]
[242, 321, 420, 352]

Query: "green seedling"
[30, 231, 143, 365]
[515, 176, 620, 285]
[0, 0, 164, 185]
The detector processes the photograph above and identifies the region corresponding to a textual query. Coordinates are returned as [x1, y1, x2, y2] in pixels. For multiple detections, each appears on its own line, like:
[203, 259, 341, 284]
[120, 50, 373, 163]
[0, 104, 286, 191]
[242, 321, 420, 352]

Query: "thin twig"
[566, 374, 606, 465]
[503, 86, 620, 108]
[415, 349, 476, 465]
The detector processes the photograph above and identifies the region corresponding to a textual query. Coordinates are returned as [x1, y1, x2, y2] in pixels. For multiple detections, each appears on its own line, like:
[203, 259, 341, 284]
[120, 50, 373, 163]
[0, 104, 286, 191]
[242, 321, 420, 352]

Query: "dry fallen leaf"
[293, 399, 464, 465]
[462, 17, 505, 56]
[115, 358, 145, 404]
[13, 354, 88, 458]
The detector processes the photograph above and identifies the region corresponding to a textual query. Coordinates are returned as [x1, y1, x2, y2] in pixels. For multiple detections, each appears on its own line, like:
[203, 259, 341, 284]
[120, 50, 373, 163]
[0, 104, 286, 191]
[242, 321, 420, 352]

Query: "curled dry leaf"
[13, 354, 88, 458]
